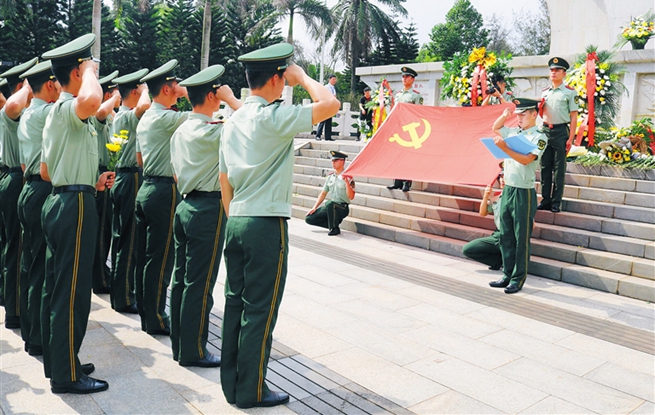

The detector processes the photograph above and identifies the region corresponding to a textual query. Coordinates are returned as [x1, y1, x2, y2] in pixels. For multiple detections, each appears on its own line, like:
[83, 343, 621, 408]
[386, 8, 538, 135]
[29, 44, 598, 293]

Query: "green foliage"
[424, 0, 489, 61]
[362, 22, 419, 66]
[157, 0, 200, 78]
[486, 13, 513, 54]
[511, 0, 550, 56]
[117, 0, 160, 73]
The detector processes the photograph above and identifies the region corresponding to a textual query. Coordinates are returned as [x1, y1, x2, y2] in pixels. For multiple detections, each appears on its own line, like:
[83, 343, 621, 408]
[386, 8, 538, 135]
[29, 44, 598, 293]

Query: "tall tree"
[486, 13, 513, 54]
[117, 0, 159, 73]
[331, 0, 407, 92]
[424, 0, 489, 61]
[511, 0, 550, 56]
[265, 0, 332, 44]
[362, 21, 419, 66]
[157, 0, 200, 78]
[92, 0, 102, 60]
[199, 0, 213, 70]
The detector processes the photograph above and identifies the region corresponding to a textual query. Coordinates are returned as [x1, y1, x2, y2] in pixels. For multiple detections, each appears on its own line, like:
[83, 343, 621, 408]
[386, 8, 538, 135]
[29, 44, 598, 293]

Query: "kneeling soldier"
[305, 150, 355, 235]
[169, 65, 241, 368]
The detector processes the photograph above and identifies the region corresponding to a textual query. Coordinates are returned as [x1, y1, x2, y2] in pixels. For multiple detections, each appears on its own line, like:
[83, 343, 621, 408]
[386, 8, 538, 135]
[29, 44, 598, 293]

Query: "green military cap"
[113, 68, 149, 89]
[330, 150, 348, 160]
[42, 33, 98, 67]
[99, 70, 119, 92]
[548, 57, 569, 70]
[141, 59, 181, 84]
[238, 43, 294, 71]
[511, 98, 540, 113]
[401, 66, 418, 77]
[179, 64, 225, 88]
[0, 57, 38, 84]
[0, 78, 9, 97]
[19, 60, 55, 83]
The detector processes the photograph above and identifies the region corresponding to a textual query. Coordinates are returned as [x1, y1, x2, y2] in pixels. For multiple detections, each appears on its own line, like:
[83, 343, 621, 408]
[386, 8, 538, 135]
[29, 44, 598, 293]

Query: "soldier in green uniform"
[91, 71, 121, 295]
[109, 68, 150, 314]
[539, 57, 578, 213]
[462, 171, 504, 271]
[387, 66, 422, 192]
[488, 99, 547, 294]
[219, 43, 340, 408]
[40, 33, 115, 393]
[305, 150, 356, 236]
[134, 60, 188, 335]
[16, 61, 60, 356]
[169, 65, 242, 368]
[0, 57, 37, 330]
[0, 78, 5, 308]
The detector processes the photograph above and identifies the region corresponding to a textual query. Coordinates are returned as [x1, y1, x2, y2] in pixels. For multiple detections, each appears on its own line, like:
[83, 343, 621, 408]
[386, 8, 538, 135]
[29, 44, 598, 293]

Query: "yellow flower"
[119, 130, 129, 135]
[468, 47, 486, 64]
[106, 143, 121, 153]
[483, 53, 497, 68]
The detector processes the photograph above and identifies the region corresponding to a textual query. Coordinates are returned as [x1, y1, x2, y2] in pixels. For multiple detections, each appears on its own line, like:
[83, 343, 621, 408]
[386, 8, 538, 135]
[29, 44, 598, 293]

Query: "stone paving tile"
[631, 401, 655, 415]
[396, 285, 486, 315]
[290, 264, 359, 287]
[555, 333, 654, 377]
[399, 303, 504, 339]
[582, 291, 655, 319]
[405, 356, 548, 414]
[494, 358, 645, 414]
[332, 283, 421, 311]
[180, 383, 296, 414]
[606, 311, 655, 332]
[480, 329, 605, 376]
[464, 307, 575, 343]
[334, 266, 419, 291]
[285, 273, 359, 306]
[315, 347, 448, 408]
[0, 360, 104, 415]
[401, 325, 520, 370]
[518, 396, 597, 414]
[409, 390, 503, 414]
[525, 289, 624, 320]
[330, 299, 428, 333]
[274, 315, 354, 360]
[583, 362, 655, 402]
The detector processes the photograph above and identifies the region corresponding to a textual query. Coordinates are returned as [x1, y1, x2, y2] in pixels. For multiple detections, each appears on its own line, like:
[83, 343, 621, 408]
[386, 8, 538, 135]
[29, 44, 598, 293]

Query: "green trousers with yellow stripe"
[498, 185, 537, 288]
[41, 191, 98, 382]
[304, 201, 349, 230]
[134, 179, 179, 332]
[0, 171, 24, 324]
[170, 193, 226, 363]
[221, 217, 288, 406]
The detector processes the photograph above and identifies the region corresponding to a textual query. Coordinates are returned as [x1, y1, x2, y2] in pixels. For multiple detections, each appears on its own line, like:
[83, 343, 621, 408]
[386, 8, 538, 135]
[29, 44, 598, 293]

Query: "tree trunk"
[350, 41, 358, 93]
[287, 9, 294, 44]
[92, 0, 102, 66]
[200, 0, 212, 70]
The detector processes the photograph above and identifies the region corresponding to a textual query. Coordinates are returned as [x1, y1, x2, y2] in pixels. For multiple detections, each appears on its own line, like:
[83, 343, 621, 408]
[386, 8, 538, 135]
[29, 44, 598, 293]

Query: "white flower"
[606, 81, 611, 86]
[604, 75, 609, 80]
[601, 101, 606, 105]
[600, 90, 606, 96]
[111, 136, 127, 145]
[594, 92, 598, 96]
[600, 69, 606, 74]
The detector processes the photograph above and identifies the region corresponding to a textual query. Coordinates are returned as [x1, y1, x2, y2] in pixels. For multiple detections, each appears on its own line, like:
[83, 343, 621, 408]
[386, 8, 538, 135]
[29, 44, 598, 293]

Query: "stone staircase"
[291, 140, 655, 303]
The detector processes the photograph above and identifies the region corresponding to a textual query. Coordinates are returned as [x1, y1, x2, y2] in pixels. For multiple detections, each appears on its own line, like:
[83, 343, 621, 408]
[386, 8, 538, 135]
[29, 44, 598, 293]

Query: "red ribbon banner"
[470, 64, 488, 106]
[576, 52, 598, 147]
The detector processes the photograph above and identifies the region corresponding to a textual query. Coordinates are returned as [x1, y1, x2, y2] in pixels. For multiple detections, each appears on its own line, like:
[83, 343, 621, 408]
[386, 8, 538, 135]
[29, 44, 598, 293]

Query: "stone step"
[561, 172, 655, 195]
[293, 192, 654, 277]
[290, 205, 655, 303]
[293, 174, 655, 240]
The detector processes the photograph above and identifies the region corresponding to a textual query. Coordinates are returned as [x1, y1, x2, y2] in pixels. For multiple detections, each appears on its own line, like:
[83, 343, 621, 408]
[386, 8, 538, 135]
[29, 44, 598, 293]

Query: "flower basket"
[630, 38, 648, 49]
[440, 47, 515, 106]
[616, 10, 654, 50]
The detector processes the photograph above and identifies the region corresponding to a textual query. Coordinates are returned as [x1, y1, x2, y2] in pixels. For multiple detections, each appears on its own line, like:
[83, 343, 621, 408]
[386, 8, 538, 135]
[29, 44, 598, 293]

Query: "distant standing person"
[315, 74, 337, 141]
[539, 57, 578, 213]
[358, 87, 372, 141]
[388, 66, 422, 192]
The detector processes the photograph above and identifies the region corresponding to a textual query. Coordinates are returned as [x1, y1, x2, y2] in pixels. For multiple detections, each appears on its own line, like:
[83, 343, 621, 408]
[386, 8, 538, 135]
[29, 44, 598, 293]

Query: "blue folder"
[480, 134, 537, 159]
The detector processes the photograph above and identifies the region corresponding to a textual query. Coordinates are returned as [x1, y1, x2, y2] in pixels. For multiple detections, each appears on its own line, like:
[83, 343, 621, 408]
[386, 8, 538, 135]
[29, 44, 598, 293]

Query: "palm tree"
[92, 0, 102, 62]
[271, 0, 332, 44]
[200, 0, 213, 69]
[331, 0, 407, 91]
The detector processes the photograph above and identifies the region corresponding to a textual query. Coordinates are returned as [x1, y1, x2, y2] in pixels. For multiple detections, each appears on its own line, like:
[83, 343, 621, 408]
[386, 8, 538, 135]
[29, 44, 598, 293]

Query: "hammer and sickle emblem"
[388, 118, 432, 149]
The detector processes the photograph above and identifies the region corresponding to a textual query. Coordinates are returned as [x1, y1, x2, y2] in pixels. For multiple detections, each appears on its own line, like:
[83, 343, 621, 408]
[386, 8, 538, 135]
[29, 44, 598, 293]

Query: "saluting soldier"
[0, 57, 37, 331]
[539, 57, 578, 213]
[488, 99, 547, 294]
[40, 33, 115, 394]
[109, 68, 150, 314]
[16, 60, 60, 356]
[169, 65, 242, 368]
[219, 43, 340, 409]
[91, 71, 121, 295]
[134, 60, 188, 335]
[305, 150, 356, 236]
[387, 66, 422, 192]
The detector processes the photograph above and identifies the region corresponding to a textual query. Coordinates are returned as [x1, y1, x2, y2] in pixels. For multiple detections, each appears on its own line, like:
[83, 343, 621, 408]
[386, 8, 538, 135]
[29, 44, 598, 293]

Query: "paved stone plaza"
[1, 218, 654, 414]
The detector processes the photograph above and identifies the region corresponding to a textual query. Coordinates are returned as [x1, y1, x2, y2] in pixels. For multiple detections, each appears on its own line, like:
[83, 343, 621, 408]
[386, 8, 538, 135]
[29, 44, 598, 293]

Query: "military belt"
[185, 190, 221, 199]
[144, 175, 175, 183]
[53, 185, 96, 195]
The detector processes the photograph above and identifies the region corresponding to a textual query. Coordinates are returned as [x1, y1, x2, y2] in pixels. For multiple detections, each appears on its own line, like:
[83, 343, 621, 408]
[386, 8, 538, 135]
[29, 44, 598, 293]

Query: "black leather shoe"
[551, 206, 560, 213]
[504, 284, 522, 294]
[93, 287, 111, 295]
[51, 375, 108, 394]
[537, 202, 551, 211]
[179, 353, 221, 368]
[147, 327, 171, 336]
[0, 294, 4, 306]
[115, 304, 139, 314]
[488, 264, 502, 271]
[489, 278, 510, 288]
[237, 390, 290, 408]
[5, 316, 20, 329]
[28, 345, 43, 356]
[402, 183, 411, 192]
[328, 227, 341, 236]
[81, 363, 95, 375]
[315, 137, 321, 141]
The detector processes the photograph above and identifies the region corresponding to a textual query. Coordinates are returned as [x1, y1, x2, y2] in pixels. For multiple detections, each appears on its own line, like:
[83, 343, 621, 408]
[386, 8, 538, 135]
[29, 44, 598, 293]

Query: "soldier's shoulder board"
[565, 85, 575, 90]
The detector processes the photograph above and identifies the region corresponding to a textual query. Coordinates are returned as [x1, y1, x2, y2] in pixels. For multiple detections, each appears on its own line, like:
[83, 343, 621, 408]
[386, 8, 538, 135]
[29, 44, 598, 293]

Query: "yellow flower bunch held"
[617, 10, 655, 49]
[106, 129, 129, 171]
